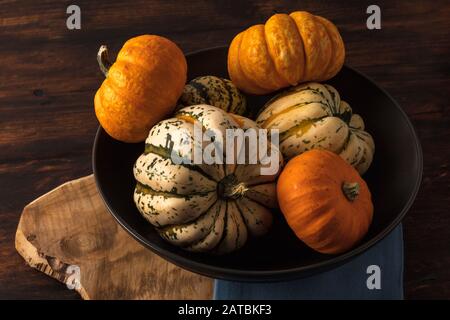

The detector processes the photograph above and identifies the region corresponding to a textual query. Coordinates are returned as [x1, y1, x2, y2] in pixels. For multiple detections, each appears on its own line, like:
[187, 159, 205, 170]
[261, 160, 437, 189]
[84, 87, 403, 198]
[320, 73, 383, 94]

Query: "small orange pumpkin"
[94, 35, 187, 143]
[277, 149, 373, 254]
[227, 11, 345, 94]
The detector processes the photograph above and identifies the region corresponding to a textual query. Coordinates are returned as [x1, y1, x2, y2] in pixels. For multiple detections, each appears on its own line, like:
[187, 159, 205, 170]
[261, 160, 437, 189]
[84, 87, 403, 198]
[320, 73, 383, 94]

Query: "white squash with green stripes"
[133, 104, 282, 254]
[256, 83, 374, 174]
[178, 76, 247, 115]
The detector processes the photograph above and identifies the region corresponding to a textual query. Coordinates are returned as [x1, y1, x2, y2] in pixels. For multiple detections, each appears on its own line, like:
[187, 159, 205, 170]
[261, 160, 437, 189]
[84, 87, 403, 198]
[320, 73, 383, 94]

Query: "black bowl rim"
[92, 46, 423, 282]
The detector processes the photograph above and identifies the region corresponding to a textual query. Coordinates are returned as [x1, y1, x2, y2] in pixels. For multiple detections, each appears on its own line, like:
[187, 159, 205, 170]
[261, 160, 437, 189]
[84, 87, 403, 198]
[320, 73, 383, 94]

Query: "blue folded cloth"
[214, 224, 403, 300]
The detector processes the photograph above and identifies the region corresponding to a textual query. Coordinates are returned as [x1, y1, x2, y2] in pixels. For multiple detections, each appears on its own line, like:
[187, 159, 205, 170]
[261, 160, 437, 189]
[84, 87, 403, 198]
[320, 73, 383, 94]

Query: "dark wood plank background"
[0, 0, 448, 299]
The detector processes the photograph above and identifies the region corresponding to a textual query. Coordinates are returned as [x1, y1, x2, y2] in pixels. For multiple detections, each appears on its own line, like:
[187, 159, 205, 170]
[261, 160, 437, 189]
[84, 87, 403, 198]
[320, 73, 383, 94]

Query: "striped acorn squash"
[179, 76, 247, 115]
[133, 104, 282, 254]
[256, 82, 374, 174]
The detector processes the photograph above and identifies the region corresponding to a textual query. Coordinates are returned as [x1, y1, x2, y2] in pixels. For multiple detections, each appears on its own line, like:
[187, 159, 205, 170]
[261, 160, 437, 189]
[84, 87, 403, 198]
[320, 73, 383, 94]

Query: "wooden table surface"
[0, 0, 449, 299]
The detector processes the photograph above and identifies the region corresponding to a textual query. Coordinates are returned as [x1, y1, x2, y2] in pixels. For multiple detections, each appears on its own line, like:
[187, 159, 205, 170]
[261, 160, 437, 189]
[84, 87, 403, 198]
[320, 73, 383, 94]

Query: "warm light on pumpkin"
[227, 11, 345, 95]
[277, 149, 373, 254]
[94, 35, 187, 143]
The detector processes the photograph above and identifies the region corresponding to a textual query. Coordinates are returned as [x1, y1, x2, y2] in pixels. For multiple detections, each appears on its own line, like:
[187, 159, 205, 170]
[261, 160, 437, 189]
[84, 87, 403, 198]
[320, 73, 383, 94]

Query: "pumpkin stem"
[217, 174, 248, 200]
[97, 45, 112, 77]
[342, 182, 360, 202]
[227, 182, 249, 199]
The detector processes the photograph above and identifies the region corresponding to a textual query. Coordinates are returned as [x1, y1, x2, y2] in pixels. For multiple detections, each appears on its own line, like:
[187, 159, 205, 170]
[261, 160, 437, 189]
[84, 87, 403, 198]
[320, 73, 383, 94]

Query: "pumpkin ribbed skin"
[133, 105, 282, 254]
[179, 76, 247, 115]
[277, 149, 373, 254]
[94, 35, 187, 143]
[227, 11, 345, 94]
[256, 82, 374, 174]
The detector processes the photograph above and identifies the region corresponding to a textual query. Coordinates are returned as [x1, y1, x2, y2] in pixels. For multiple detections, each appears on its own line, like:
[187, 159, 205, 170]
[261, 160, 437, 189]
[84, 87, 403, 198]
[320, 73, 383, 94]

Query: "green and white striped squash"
[178, 76, 247, 115]
[256, 82, 374, 174]
[133, 104, 282, 254]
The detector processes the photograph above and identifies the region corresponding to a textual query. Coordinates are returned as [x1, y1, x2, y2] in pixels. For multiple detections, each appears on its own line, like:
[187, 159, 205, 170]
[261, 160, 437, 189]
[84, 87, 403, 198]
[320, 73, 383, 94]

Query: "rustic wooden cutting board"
[15, 175, 213, 300]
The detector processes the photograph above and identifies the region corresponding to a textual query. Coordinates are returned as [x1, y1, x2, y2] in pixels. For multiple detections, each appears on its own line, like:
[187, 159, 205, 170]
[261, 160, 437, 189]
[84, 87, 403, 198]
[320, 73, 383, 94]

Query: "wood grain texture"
[15, 175, 213, 300]
[0, 0, 449, 299]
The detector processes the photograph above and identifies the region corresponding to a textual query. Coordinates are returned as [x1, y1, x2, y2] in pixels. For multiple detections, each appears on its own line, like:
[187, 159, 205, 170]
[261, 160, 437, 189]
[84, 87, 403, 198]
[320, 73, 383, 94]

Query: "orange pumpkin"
[227, 11, 345, 95]
[94, 35, 187, 143]
[277, 149, 373, 254]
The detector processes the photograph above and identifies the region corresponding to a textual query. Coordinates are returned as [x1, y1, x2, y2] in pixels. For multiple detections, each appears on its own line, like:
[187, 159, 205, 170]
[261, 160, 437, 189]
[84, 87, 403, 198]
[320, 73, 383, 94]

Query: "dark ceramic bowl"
[93, 46, 422, 281]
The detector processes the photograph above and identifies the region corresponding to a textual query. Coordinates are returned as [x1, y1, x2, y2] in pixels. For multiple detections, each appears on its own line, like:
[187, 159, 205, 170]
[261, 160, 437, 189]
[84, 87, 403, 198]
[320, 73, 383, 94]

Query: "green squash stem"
[342, 182, 360, 202]
[97, 45, 112, 77]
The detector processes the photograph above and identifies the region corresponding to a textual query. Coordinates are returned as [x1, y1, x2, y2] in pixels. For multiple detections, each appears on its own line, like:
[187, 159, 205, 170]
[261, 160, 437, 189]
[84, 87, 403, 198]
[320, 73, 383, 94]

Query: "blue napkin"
[214, 224, 403, 300]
